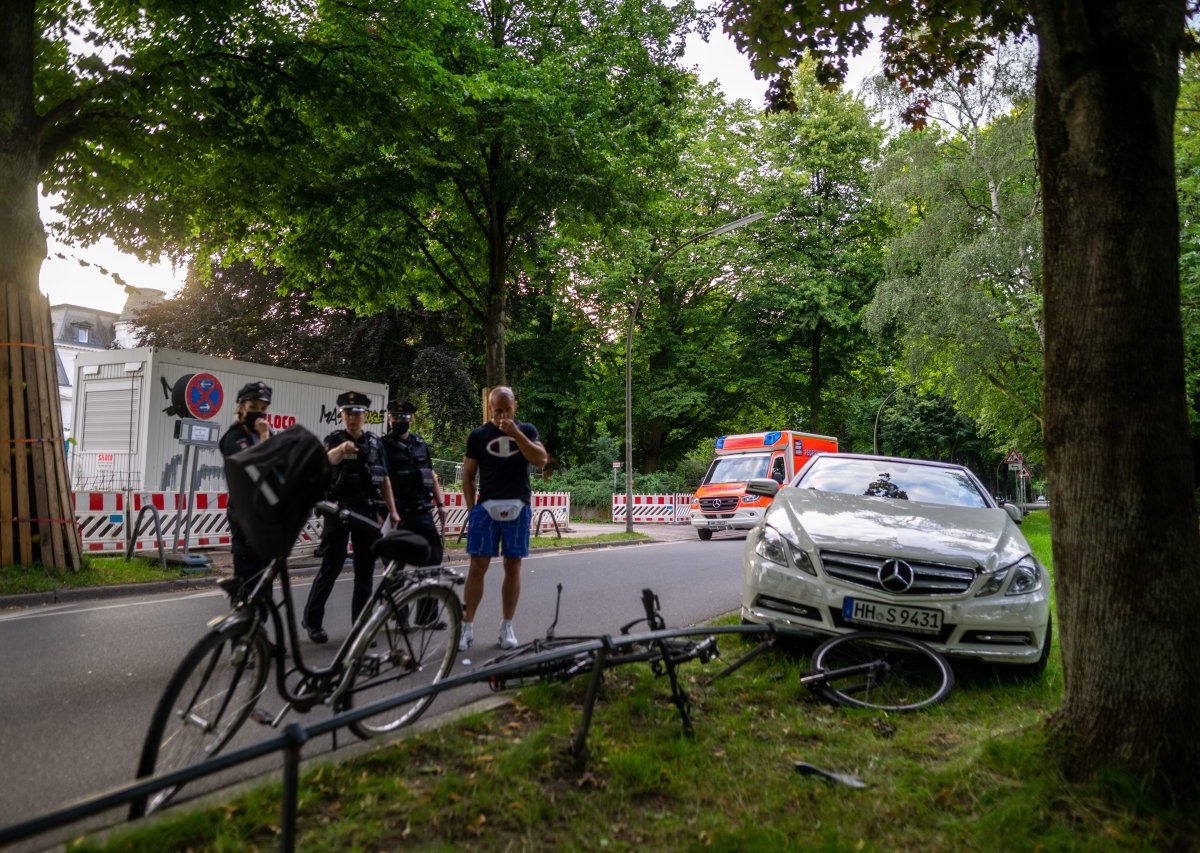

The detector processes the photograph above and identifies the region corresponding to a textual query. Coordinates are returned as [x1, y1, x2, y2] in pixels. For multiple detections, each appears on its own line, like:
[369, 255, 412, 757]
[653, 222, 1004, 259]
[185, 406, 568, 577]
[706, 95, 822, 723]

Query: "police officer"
[302, 391, 399, 644]
[219, 381, 273, 591]
[382, 398, 447, 567]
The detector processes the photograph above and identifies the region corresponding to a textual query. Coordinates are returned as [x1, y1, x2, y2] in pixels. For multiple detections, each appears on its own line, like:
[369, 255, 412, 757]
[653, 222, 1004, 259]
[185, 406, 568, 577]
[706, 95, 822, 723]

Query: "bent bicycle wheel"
[130, 621, 269, 818]
[809, 631, 954, 712]
[481, 637, 599, 690]
[346, 584, 462, 738]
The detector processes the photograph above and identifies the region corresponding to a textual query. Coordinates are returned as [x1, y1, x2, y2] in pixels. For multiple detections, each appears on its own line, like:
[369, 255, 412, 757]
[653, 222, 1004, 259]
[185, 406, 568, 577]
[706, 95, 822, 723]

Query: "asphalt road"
[0, 534, 747, 849]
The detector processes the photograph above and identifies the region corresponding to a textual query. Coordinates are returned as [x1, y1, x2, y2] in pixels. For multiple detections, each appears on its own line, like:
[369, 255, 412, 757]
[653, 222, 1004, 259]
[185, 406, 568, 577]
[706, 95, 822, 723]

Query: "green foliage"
[867, 44, 1044, 457]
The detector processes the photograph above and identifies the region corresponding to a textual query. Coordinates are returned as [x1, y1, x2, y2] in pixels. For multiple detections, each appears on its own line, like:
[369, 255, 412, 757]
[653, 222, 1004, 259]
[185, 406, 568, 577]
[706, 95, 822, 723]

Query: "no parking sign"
[184, 372, 224, 419]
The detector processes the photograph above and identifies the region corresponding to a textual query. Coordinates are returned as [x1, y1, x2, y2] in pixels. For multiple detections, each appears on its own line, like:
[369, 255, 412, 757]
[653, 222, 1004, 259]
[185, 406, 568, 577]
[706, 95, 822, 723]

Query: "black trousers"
[303, 512, 381, 631]
[401, 510, 443, 567]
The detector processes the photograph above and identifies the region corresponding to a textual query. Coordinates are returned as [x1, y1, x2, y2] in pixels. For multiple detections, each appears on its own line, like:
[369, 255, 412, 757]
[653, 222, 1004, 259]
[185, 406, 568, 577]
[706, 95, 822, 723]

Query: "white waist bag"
[482, 499, 525, 521]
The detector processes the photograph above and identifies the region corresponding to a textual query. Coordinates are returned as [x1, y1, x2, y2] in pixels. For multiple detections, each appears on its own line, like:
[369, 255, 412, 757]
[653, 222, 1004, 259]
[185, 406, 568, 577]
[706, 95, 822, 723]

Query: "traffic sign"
[1004, 449, 1023, 465]
[184, 372, 224, 419]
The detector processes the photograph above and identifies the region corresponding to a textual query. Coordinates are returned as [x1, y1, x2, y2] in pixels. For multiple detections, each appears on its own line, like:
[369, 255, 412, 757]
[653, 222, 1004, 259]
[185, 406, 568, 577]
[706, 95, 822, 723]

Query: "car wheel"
[697, 528, 713, 541]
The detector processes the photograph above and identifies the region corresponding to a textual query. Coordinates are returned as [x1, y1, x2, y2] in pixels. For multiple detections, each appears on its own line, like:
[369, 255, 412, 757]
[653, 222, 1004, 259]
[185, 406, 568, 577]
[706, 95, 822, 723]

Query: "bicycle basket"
[224, 425, 331, 560]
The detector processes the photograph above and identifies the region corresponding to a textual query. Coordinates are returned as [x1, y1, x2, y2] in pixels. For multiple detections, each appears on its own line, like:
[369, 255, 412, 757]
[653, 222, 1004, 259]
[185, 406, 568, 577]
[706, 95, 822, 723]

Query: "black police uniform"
[219, 382, 273, 586]
[382, 421, 442, 567]
[302, 395, 390, 638]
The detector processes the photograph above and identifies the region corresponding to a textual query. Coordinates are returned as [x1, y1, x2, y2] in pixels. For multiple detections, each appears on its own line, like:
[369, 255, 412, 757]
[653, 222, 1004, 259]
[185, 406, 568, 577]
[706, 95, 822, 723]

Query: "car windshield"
[704, 453, 771, 484]
[796, 457, 990, 508]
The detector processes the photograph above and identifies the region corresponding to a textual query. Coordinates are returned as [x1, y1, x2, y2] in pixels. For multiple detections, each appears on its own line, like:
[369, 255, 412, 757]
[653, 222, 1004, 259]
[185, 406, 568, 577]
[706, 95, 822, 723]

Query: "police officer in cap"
[302, 391, 400, 644]
[382, 398, 448, 566]
[219, 381, 273, 589]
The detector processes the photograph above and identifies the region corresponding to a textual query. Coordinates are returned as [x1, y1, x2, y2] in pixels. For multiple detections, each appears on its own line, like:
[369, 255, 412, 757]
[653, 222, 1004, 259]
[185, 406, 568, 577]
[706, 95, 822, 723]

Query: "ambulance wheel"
[698, 529, 713, 541]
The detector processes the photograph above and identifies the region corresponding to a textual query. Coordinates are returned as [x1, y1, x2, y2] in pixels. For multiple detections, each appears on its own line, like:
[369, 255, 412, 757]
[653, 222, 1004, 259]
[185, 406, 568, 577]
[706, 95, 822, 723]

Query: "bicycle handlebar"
[313, 500, 382, 534]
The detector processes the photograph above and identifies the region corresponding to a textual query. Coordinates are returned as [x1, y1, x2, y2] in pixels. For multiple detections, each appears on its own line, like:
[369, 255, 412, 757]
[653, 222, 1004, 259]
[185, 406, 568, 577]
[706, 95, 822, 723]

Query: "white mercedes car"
[741, 453, 1052, 673]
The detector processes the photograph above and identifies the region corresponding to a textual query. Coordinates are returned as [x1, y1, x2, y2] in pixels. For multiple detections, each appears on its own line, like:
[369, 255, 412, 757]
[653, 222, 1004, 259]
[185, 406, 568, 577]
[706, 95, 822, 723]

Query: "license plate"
[842, 597, 943, 634]
[708, 520, 730, 530]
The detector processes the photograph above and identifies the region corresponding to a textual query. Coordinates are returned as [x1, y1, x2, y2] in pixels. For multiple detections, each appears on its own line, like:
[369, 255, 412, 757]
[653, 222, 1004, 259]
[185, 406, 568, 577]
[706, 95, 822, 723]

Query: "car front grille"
[699, 497, 739, 514]
[819, 550, 977, 596]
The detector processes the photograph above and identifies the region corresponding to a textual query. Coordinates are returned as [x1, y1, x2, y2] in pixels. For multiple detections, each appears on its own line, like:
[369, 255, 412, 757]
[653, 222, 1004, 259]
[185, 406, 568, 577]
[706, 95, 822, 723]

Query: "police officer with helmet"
[219, 381, 274, 591]
[382, 398, 448, 566]
[302, 391, 400, 644]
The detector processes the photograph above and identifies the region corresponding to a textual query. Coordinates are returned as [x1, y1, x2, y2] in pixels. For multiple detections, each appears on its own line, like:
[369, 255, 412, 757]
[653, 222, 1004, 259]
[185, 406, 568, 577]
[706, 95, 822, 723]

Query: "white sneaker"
[499, 621, 518, 650]
[458, 622, 474, 652]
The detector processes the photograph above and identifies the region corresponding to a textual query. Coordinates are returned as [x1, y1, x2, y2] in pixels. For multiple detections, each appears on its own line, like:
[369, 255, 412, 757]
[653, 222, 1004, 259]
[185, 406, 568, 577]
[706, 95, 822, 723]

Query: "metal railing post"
[280, 721, 308, 852]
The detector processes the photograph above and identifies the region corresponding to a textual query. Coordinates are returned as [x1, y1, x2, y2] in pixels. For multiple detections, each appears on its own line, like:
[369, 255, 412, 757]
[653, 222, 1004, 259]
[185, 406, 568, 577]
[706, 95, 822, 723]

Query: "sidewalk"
[0, 522, 699, 610]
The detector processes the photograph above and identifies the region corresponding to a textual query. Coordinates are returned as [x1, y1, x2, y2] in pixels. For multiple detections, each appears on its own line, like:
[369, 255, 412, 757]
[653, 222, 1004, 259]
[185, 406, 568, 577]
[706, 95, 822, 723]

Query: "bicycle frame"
[220, 549, 459, 721]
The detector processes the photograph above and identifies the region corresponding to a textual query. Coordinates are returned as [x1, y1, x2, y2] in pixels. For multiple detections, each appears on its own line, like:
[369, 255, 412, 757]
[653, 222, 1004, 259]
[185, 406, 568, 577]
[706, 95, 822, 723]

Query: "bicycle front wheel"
[809, 631, 954, 712]
[130, 620, 269, 817]
[346, 583, 462, 739]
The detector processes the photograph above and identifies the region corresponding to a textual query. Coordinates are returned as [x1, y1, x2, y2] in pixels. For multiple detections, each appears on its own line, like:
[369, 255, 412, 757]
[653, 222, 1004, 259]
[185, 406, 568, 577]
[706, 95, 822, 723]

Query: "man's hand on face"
[494, 416, 520, 437]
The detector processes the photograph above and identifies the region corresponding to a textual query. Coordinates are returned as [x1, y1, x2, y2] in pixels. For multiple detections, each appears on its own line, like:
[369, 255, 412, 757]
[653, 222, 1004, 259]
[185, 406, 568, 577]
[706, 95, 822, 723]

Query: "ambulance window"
[771, 457, 786, 483]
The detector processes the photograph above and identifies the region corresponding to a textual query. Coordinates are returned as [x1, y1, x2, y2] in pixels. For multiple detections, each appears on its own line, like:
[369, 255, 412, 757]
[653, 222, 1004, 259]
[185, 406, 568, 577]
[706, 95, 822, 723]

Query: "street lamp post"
[872, 380, 919, 455]
[624, 212, 765, 533]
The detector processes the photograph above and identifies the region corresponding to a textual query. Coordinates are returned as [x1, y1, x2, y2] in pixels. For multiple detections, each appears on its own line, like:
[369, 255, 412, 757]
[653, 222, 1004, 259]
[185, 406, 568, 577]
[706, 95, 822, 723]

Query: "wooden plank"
[6, 288, 32, 563]
[18, 292, 54, 567]
[28, 294, 65, 570]
[39, 293, 81, 570]
[0, 287, 13, 566]
[35, 294, 73, 569]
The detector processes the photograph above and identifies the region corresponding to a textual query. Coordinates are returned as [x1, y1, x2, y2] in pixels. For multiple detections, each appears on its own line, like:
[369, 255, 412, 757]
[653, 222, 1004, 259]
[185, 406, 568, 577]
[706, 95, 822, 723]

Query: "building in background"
[51, 287, 164, 435]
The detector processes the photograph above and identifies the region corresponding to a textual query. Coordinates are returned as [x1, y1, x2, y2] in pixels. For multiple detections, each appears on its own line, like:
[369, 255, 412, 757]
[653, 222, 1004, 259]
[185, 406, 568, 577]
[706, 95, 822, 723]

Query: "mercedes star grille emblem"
[878, 559, 915, 592]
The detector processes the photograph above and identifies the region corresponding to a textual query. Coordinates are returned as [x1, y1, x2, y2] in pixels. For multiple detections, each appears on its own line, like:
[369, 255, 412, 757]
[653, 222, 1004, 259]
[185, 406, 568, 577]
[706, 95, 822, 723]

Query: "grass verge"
[0, 556, 211, 596]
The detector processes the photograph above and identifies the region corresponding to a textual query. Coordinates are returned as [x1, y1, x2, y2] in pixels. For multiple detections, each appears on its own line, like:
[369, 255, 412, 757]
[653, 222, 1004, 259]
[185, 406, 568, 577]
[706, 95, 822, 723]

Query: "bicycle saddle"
[372, 529, 432, 565]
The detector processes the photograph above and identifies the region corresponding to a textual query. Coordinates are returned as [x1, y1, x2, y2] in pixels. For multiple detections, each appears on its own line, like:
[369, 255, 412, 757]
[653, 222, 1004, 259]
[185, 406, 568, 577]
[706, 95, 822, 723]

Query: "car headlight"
[753, 525, 816, 575]
[976, 557, 1042, 597]
[1005, 557, 1043, 596]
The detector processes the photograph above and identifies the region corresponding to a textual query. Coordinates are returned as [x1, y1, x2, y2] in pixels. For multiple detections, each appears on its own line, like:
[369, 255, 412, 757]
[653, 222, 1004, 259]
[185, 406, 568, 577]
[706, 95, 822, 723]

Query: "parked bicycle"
[130, 500, 463, 817]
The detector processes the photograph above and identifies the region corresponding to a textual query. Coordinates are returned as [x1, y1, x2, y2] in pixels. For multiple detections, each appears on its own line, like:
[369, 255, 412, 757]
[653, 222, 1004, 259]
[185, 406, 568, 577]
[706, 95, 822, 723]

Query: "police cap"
[337, 391, 371, 412]
[237, 381, 272, 404]
[387, 398, 417, 418]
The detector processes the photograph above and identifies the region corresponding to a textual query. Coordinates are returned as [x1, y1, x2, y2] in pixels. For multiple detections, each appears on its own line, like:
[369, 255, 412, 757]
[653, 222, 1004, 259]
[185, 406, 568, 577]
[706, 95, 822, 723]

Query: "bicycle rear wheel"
[481, 636, 599, 690]
[808, 631, 954, 712]
[346, 583, 462, 738]
[130, 620, 269, 817]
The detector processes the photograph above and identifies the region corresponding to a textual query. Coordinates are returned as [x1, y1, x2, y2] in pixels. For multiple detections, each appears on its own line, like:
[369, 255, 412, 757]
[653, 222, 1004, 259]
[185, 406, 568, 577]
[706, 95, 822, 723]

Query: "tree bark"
[0, 0, 46, 295]
[0, 0, 83, 570]
[1034, 0, 1200, 793]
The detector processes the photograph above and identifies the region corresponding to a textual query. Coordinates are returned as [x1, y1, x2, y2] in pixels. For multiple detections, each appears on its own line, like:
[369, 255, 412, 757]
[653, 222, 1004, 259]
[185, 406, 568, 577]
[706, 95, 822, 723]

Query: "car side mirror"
[746, 478, 780, 499]
[1003, 503, 1024, 524]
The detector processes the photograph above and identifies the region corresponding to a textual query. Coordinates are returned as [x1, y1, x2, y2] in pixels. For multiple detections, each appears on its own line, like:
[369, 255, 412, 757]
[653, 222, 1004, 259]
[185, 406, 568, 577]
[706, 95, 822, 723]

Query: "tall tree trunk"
[1034, 0, 1200, 794]
[0, 0, 83, 570]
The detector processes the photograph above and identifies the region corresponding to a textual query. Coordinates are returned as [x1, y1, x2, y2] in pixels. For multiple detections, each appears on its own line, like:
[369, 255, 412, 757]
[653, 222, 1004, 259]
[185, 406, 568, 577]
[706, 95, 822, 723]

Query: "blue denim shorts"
[466, 503, 532, 558]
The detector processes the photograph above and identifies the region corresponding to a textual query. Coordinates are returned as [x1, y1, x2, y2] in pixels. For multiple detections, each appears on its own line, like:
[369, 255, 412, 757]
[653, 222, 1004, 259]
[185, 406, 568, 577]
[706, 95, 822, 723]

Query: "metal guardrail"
[0, 622, 792, 852]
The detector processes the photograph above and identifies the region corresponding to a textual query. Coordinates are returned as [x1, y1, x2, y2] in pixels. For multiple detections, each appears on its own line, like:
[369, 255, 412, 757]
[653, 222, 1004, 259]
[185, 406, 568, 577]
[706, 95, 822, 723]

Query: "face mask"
[391, 420, 410, 435]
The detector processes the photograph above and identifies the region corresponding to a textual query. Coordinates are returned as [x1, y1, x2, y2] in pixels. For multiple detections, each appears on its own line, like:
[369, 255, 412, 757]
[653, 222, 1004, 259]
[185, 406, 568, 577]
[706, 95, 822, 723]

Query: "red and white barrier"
[612, 494, 693, 524]
[73, 489, 572, 552]
[73, 491, 232, 553]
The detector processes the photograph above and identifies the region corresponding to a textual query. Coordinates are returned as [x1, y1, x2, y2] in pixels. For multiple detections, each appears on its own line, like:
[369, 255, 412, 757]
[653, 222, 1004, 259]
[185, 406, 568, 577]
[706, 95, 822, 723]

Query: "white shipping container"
[70, 348, 389, 493]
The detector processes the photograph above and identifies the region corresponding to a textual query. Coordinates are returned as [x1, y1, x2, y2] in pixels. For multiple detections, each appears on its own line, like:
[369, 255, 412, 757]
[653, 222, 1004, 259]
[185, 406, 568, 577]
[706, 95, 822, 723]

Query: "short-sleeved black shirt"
[465, 421, 540, 503]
